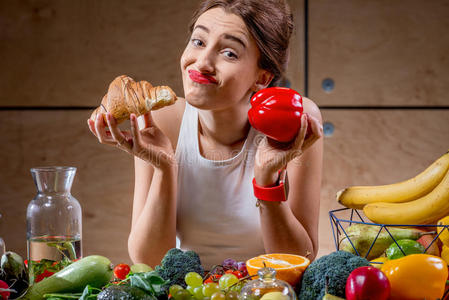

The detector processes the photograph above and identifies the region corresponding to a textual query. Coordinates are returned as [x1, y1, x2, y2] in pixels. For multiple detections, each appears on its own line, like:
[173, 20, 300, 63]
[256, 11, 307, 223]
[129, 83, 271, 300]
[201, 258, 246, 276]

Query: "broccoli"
[154, 248, 204, 295]
[297, 251, 370, 300]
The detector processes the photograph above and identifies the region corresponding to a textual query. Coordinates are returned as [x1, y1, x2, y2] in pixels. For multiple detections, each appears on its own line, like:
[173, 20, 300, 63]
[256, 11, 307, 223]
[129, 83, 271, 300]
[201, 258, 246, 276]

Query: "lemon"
[130, 263, 153, 273]
[385, 239, 425, 260]
[260, 291, 289, 300]
[437, 215, 449, 246]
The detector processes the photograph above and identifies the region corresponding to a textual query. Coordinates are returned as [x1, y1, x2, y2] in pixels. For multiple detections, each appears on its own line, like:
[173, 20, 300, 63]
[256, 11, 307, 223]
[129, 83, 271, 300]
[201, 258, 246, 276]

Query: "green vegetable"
[41, 285, 102, 299]
[1, 251, 27, 278]
[40, 271, 167, 300]
[97, 285, 155, 300]
[0, 251, 30, 298]
[154, 248, 204, 294]
[298, 251, 370, 299]
[128, 271, 168, 296]
[22, 255, 113, 300]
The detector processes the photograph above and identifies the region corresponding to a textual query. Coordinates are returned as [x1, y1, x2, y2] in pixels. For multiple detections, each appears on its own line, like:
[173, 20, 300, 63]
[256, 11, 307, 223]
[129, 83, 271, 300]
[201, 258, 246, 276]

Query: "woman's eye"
[223, 50, 238, 59]
[191, 39, 204, 47]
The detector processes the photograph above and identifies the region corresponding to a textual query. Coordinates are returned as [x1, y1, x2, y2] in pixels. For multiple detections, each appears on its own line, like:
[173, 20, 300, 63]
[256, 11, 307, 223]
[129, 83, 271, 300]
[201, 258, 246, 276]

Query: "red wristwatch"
[252, 174, 286, 202]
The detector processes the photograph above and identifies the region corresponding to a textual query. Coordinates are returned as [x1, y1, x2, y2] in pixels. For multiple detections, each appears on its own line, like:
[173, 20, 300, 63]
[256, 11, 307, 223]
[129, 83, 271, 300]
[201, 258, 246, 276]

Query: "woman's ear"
[252, 70, 274, 92]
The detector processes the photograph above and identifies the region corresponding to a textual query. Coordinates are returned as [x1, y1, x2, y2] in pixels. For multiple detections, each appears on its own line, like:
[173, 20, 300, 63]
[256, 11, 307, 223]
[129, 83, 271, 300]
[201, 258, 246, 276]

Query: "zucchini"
[22, 255, 113, 300]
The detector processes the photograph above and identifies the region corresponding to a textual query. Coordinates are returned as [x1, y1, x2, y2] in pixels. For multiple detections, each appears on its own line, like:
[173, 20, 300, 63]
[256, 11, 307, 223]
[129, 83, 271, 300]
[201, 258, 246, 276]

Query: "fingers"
[130, 114, 144, 155]
[302, 114, 323, 150]
[142, 111, 156, 129]
[93, 113, 117, 146]
[293, 113, 308, 150]
[106, 113, 132, 151]
[87, 119, 97, 137]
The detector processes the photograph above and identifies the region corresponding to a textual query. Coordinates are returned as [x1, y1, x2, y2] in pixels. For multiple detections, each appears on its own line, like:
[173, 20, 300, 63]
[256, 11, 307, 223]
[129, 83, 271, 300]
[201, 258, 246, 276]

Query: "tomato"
[113, 263, 131, 280]
[232, 270, 243, 279]
[0, 280, 10, 300]
[204, 277, 213, 284]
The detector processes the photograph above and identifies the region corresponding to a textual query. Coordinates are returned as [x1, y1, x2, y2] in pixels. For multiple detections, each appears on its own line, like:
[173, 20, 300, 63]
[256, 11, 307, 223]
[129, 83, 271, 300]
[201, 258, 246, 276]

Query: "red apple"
[346, 266, 390, 300]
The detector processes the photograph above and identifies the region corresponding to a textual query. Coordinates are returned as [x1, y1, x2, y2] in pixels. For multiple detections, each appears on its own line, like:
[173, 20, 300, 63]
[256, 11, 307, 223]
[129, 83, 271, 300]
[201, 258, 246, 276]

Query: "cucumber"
[22, 255, 113, 300]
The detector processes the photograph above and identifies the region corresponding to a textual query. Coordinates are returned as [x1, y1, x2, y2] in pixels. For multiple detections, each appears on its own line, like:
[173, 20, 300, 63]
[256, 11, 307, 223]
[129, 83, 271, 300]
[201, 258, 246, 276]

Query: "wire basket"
[329, 208, 448, 261]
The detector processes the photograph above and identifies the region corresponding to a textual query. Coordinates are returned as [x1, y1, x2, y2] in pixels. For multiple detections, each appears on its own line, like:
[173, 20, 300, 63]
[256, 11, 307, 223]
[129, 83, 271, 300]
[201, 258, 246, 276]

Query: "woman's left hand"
[254, 113, 323, 186]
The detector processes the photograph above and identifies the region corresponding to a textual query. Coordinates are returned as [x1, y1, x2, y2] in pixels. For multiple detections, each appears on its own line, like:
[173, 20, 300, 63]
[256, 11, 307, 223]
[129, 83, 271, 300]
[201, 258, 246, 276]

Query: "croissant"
[90, 75, 177, 125]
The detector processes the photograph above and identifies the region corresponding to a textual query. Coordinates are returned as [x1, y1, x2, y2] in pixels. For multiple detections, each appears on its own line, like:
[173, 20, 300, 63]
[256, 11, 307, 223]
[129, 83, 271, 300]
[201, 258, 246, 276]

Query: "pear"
[338, 223, 434, 260]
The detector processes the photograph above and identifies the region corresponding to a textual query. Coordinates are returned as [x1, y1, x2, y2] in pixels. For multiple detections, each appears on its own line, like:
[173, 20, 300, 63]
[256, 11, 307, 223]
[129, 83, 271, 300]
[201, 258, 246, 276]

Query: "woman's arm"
[255, 98, 323, 259]
[128, 157, 178, 267]
[87, 99, 184, 267]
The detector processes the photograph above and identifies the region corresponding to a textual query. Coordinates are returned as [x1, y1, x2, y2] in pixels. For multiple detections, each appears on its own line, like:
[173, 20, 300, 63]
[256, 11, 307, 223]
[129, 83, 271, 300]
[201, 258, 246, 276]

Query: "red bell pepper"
[248, 87, 303, 142]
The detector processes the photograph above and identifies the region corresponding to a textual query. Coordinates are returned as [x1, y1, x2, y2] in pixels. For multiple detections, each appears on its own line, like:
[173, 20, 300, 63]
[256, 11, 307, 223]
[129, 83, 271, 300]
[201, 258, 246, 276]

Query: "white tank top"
[175, 102, 265, 269]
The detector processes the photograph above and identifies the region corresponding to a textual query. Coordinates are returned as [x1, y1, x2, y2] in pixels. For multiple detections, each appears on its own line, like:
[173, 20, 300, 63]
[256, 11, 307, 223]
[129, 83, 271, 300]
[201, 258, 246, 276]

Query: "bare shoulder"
[302, 97, 322, 123]
[152, 97, 186, 151]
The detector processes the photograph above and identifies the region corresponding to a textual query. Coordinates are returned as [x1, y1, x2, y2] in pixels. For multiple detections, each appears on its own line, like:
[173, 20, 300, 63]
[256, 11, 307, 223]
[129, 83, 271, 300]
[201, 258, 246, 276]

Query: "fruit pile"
[169, 258, 249, 300]
[337, 151, 449, 225]
[331, 150, 449, 299]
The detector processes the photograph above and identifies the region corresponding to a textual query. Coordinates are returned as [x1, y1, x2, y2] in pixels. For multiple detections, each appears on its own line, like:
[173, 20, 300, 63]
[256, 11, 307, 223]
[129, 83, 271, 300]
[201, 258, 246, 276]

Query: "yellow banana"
[337, 151, 449, 209]
[363, 168, 449, 224]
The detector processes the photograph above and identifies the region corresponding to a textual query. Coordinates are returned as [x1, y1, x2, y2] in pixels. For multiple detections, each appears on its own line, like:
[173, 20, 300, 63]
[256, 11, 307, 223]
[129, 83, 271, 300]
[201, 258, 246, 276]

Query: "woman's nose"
[196, 48, 215, 74]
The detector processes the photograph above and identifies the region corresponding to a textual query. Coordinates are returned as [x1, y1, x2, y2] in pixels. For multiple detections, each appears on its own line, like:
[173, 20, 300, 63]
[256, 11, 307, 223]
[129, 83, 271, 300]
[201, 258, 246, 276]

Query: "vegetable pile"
[154, 248, 204, 294]
[297, 251, 370, 299]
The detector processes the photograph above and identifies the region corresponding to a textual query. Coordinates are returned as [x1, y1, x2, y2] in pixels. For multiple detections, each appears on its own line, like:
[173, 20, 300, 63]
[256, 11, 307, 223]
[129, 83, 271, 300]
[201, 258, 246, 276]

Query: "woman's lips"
[188, 70, 218, 84]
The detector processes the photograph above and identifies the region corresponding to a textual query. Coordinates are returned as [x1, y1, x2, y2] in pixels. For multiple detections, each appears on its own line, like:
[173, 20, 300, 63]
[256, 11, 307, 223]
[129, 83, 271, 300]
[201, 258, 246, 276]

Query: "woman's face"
[180, 7, 270, 111]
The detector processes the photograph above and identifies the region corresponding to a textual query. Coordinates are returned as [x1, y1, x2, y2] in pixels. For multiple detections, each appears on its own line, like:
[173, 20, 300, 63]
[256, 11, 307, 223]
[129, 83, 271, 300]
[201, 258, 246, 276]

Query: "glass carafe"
[26, 166, 82, 282]
[239, 268, 296, 300]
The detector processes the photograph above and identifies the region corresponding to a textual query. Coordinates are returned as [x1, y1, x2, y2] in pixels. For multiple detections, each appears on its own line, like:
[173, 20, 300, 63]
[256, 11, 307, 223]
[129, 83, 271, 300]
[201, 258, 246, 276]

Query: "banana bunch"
[336, 151, 449, 225]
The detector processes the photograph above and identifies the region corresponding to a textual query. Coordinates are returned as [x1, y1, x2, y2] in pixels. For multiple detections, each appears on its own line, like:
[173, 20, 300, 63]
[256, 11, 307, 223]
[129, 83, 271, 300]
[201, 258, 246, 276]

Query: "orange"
[246, 253, 310, 287]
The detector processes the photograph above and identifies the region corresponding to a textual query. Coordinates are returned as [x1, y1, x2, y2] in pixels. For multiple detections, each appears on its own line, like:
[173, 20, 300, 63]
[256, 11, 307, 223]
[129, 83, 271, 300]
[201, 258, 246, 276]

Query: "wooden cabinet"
[0, 0, 198, 107]
[309, 0, 449, 107]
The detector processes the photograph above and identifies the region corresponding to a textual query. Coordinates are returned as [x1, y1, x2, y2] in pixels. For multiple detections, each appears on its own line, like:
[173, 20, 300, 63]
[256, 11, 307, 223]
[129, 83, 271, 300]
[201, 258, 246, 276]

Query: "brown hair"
[189, 0, 294, 86]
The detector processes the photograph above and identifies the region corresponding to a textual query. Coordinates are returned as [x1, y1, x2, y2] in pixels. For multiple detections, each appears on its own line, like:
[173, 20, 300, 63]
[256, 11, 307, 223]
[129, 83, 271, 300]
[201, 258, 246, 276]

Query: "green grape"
[170, 285, 184, 297]
[229, 281, 245, 293]
[193, 286, 205, 300]
[203, 282, 220, 297]
[211, 291, 226, 300]
[187, 285, 195, 295]
[225, 291, 239, 300]
[174, 289, 192, 300]
[218, 274, 239, 290]
[185, 271, 204, 287]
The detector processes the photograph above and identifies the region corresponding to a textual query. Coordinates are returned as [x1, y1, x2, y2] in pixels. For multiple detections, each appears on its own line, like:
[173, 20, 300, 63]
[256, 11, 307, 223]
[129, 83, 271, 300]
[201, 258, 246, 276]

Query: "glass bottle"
[239, 268, 297, 300]
[26, 166, 82, 282]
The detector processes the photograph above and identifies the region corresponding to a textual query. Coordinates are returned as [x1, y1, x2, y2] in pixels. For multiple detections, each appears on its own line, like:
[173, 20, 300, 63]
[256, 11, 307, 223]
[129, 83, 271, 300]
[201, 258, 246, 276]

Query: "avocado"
[97, 285, 155, 300]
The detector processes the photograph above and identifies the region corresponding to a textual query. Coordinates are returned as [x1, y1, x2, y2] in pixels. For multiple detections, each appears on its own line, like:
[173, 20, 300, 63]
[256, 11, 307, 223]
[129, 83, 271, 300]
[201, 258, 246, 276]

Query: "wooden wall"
[312, 0, 449, 257]
[0, 0, 448, 265]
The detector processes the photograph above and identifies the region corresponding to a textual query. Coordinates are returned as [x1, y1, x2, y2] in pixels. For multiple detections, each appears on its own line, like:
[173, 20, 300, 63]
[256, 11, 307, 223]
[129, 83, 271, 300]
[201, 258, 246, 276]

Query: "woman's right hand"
[87, 112, 176, 171]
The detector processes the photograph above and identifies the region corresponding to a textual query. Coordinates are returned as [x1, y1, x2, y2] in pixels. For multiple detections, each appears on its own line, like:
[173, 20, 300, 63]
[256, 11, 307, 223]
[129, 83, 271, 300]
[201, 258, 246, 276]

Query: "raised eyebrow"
[223, 34, 247, 49]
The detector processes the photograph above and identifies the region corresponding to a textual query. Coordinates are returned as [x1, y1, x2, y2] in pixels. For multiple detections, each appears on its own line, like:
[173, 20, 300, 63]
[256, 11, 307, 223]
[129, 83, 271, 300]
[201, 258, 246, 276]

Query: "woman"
[88, 0, 323, 269]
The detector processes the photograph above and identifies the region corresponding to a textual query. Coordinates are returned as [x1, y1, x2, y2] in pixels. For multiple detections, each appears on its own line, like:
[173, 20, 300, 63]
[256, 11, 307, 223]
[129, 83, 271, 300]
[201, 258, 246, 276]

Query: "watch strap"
[252, 177, 287, 202]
